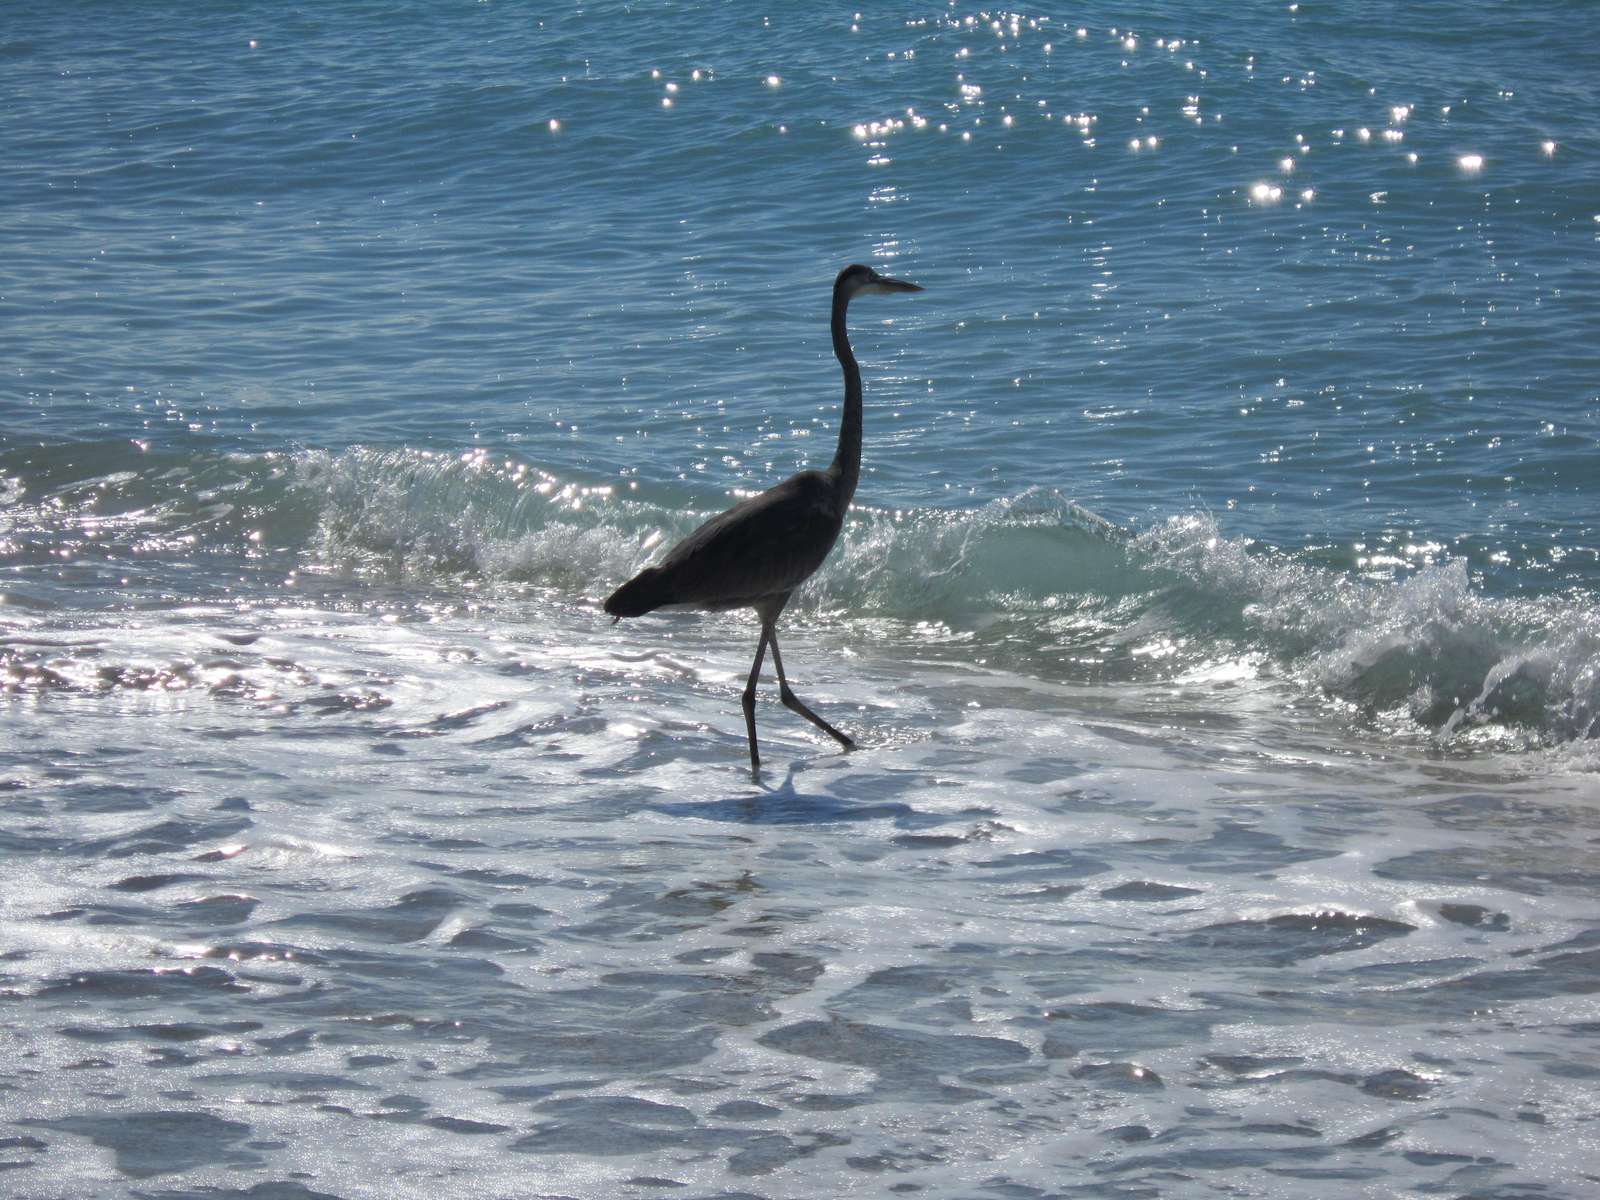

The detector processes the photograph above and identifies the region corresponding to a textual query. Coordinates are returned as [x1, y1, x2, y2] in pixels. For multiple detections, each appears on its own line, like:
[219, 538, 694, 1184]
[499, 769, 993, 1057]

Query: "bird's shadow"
[647, 761, 927, 828]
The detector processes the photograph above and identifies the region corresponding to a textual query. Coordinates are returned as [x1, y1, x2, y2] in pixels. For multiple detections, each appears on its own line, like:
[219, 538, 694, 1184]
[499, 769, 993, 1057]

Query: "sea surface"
[3, 2, 1599, 1197]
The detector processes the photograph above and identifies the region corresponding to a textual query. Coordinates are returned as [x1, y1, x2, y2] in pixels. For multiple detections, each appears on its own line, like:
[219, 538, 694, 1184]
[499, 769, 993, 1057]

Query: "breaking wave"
[4, 441, 1597, 750]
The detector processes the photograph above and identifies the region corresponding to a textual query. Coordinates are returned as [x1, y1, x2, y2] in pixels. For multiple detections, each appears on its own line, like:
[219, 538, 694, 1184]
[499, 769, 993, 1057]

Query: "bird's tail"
[604, 567, 670, 619]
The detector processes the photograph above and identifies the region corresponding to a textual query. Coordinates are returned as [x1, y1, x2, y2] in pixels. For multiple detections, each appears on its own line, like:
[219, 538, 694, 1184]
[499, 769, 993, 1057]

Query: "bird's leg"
[768, 631, 856, 751]
[742, 627, 771, 774]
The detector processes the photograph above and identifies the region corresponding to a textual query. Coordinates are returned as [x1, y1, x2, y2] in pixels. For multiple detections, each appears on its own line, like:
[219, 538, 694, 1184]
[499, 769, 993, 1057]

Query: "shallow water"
[6, 600, 1600, 1196]
[4, 2, 1600, 1197]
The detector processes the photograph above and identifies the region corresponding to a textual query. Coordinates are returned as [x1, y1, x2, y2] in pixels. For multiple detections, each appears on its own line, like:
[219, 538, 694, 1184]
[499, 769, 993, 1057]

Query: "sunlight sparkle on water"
[1459, 153, 1485, 172]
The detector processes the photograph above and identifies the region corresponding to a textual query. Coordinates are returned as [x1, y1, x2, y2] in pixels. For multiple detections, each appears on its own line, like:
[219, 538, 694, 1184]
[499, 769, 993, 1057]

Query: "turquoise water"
[3, 4, 1599, 1197]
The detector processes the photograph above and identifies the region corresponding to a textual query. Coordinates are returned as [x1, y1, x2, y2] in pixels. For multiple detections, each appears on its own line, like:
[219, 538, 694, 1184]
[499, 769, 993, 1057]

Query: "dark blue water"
[3, 4, 1599, 1197]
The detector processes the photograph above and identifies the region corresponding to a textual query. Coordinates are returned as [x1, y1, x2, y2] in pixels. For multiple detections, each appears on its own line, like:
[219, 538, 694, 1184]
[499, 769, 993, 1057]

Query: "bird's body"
[604, 264, 922, 771]
[603, 468, 844, 618]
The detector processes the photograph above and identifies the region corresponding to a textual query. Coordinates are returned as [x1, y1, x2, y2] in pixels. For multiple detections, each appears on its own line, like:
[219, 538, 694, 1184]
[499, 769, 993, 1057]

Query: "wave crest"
[7, 440, 1595, 750]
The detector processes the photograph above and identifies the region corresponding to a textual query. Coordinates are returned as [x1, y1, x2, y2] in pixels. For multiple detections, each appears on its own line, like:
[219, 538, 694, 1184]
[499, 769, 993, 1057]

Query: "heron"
[604, 263, 924, 771]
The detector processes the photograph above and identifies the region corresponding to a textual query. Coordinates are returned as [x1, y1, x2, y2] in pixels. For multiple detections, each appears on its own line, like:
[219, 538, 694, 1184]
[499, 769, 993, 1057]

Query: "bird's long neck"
[828, 283, 863, 507]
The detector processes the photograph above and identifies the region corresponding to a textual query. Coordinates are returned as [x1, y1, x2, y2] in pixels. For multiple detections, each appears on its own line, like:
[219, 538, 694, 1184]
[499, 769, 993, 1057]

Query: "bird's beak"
[869, 275, 923, 294]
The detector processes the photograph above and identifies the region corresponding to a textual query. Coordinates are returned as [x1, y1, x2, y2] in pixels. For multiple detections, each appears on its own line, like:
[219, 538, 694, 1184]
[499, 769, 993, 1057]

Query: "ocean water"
[3, 2, 1599, 1196]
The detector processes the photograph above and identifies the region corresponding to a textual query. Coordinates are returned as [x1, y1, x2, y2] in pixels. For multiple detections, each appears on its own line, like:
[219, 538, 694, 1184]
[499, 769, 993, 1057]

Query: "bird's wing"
[652, 472, 845, 609]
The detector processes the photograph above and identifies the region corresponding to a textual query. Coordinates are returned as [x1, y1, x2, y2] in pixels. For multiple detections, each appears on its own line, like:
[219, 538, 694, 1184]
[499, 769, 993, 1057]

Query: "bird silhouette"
[605, 263, 923, 771]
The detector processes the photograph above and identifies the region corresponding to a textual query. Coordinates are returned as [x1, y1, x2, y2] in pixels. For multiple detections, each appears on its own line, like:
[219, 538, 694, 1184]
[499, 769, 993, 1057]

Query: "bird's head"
[836, 263, 923, 299]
